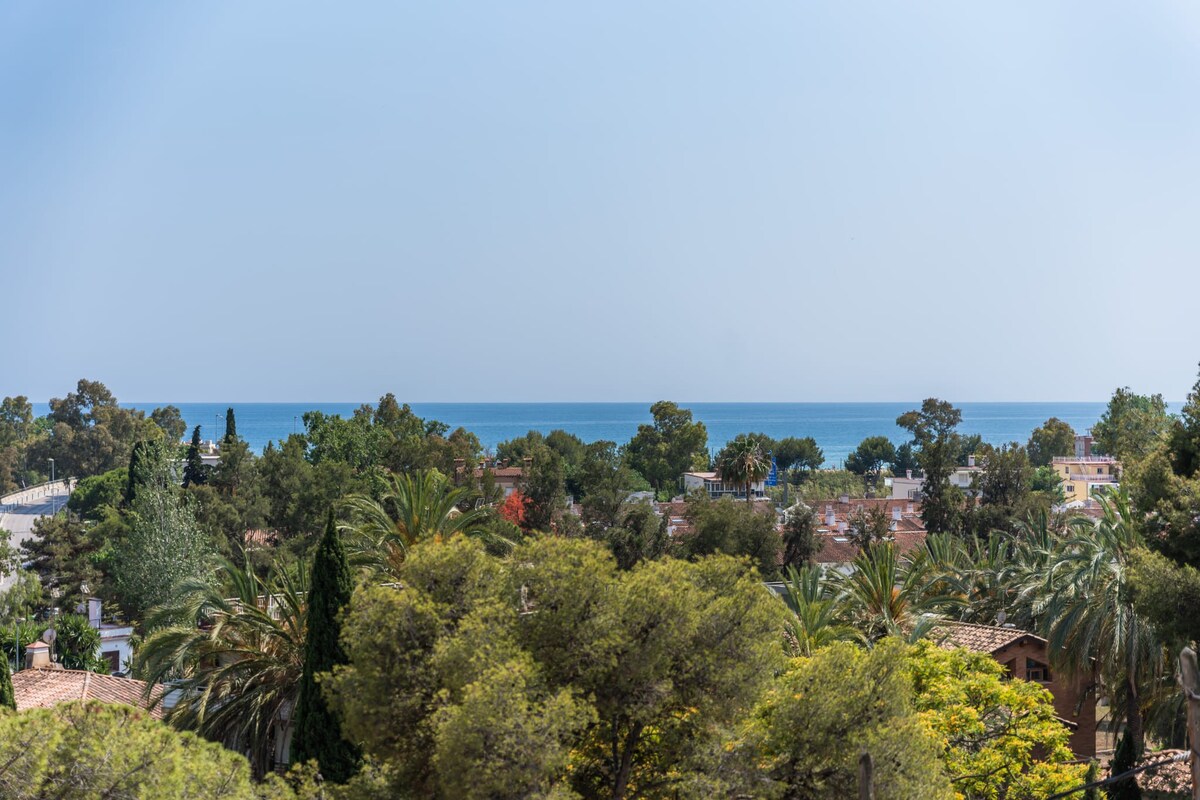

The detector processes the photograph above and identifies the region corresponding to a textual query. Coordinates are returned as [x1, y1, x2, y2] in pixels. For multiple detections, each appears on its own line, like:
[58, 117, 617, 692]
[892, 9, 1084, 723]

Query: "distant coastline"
[33, 401, 1115, 467]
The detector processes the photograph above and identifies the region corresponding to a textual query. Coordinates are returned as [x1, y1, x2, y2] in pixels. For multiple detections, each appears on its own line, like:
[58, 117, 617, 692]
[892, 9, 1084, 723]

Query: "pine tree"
[293, 510, 358, 781]
[223, 408, 237, 445]
[0, 649, 15, 710]
[1106, 730, 1142, 799]
[182, 426, 207, 488]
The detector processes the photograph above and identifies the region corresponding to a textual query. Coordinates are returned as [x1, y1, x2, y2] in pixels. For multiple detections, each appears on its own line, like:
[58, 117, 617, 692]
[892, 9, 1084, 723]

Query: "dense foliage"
[7, 372, 1200, 797]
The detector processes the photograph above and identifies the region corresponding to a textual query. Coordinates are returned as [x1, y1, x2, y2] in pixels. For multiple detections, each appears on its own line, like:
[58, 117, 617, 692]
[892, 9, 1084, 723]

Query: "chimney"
[25, 640, 51, 670]
[905, 469, 912, 480]
[824, 505, 835, 526]
[892, 505, 902, 521]
[87, 597, 102, 630]
[967, 454, 976, 468]
[1076, 434, 1093, 459]
[838, 494, 849, 504]
[522, 456, 533, 472]
[838, 521, 848, 534]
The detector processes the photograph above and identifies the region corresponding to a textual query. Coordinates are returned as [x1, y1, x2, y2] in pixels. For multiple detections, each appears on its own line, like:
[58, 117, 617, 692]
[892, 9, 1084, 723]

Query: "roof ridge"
[941, 620, 1029, 632]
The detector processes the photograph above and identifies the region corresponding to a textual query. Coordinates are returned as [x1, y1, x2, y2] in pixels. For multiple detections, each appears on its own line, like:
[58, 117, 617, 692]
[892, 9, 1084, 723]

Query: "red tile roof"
[473, 467, 524, 479]
[1135, 750, 1190, 795]
[12, 668, 164, 718]
[244, 529, 279, 547]
[813, 530, 928, 565]
[933, 621, 1044, 654]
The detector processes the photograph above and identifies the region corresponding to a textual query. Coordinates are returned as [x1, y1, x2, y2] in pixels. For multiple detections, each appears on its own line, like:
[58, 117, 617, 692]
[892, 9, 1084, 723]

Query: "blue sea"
[33, 402, 1110, 467]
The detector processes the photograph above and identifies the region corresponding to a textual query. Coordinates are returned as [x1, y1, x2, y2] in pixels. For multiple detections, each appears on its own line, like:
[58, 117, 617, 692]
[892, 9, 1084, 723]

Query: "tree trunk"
[1126, 612, 1144, 751]
[612, 722, 644, 800]
[1126, 670, 1143, 751]
[746, 481, 752, 506]
[1177, 648, 1200, 800]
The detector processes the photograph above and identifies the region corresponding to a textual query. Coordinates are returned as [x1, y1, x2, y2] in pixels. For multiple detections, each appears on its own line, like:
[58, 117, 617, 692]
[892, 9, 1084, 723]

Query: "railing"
[1052, 456, 1117, 464]
[0, 479, 73, 513]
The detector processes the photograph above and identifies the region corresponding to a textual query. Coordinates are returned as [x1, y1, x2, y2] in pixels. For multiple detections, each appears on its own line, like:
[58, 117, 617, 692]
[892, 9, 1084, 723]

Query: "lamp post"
[47, 458, 56, 514]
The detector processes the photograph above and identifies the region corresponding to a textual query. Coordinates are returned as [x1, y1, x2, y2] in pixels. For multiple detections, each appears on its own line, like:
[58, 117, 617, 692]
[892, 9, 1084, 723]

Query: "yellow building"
[1052, 435, 1119, 505]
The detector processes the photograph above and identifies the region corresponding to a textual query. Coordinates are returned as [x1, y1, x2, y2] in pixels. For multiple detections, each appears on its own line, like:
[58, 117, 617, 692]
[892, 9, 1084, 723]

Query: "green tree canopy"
[0, 701, 302, 800]
[0, 643, 13, 710]
[1027, 417, 1076, 467]
[150, 405, 188, 443]
[744, 639, 953, 799]
[624, 401, 708, 493]
[845, 436, 896, 477]
[773, 436, 824, 480]
[67, 467, 127, 520]
[327, 536, 785, 800]
[1093, 387, 1171, 464]
[112, 479, 214, 620]
[781, 503, 822, 570]
[677, 492, 782, 577]
[897, 399, 965, 535]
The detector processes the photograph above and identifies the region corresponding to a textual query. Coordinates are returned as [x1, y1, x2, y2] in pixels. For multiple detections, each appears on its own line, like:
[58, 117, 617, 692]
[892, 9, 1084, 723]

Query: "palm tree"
[1031, 490, 1164, 749]
[716, 435, 772, 506]
[340, 470, 506, 579]
[837, 542, 961, 641]
[134, 558, 307, 778]
[779, 565, 861, 655]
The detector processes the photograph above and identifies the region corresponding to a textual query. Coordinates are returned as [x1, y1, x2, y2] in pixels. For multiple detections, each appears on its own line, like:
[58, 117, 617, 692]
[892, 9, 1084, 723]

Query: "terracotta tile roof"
[12, 668, 164, 718]
[473, 467, 524, 479]
[656, 501, 692, 537]
[812, 530, 928, 565]
[655, 498, 776, 541]
[1135, 749, 1190, 794]
[933, 621, 1044, 654]
[244, 528, 279, 547]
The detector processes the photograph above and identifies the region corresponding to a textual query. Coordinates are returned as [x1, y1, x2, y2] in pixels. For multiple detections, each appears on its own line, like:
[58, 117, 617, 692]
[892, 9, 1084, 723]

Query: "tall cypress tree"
[182, 426, 207, 488]
[224, 407, 237, 445]
[124, 441, 148, 507]
[0, 649, 15, 710]
[293, 511, 358, 781]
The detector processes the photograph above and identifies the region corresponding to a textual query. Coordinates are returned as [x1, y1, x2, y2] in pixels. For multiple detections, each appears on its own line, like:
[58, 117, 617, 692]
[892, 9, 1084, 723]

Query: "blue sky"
[2, 3, 1199, 402]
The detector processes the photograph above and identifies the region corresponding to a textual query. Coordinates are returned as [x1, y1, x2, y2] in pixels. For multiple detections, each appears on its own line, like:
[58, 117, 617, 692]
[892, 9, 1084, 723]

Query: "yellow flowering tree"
[908, 641, 1086, 800]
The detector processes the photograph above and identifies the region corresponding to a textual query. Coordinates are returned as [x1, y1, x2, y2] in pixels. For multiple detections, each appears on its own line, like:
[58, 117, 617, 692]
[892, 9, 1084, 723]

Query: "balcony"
[1065, 473, 1118, 483]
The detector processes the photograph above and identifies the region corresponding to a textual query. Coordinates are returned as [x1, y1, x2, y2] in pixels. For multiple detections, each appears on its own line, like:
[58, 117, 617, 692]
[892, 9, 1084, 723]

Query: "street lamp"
[47, 458, 56, 514]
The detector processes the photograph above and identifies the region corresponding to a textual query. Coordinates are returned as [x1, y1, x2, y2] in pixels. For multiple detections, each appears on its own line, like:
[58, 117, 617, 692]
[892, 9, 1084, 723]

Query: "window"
[1064, 484, 1074, 493]
[1026, 658, 1051, 682]
[1097, 467, 1104, 474]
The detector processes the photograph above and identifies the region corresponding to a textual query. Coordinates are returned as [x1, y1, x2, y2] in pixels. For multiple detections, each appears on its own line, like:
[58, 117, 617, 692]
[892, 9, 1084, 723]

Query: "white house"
[83, 598, 135, 674]
[889, 457, 985, 500]
[681, 471, 767, 500]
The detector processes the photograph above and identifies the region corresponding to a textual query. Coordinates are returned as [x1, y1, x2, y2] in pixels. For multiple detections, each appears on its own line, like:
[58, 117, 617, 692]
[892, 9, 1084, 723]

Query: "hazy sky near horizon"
[3, 3, 1199, 403]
